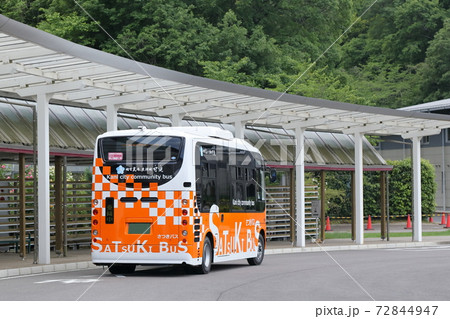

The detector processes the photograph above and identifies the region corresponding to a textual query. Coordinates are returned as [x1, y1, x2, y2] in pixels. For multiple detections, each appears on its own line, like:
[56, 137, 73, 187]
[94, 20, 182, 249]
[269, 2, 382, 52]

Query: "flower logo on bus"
[116, 165, 125, 174]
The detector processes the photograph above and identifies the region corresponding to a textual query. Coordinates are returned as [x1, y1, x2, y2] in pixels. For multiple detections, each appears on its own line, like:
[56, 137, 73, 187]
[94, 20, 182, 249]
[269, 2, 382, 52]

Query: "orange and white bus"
[91, 126, 266, 274]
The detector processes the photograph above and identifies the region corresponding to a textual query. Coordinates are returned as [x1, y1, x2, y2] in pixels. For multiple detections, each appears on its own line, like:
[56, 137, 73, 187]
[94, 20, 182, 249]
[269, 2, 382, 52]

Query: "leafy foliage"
[388, 158, 436, 216]
[1, 0, 448, 106]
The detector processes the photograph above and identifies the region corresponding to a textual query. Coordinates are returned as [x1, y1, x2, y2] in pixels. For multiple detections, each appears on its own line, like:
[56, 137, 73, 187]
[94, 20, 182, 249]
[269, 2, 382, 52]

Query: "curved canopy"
[0, 97, 386, 170]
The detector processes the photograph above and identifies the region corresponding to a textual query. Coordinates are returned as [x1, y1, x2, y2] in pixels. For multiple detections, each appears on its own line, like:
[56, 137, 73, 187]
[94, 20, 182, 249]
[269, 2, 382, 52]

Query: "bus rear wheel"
[108, 264, 136, 275]
[193, 237, 213, 274]
[247, 234, 265, 266]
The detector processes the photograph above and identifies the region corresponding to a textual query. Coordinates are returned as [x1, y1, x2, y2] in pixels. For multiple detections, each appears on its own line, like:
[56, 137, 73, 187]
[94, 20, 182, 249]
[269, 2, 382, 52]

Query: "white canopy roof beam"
[53, 88, 116, 101]
[156, 102, 211, 117]
[342, 123, 385, 135]
[0, 63, 17, 75]
[321, 121, 358, 132]
[0, 46, 55, 61]
[88, 92, 151, 108]
[54, 65, 117, 80]
[126, 99, 178, 112]
[13, 63, 62, 81]
[264, 115, 296, 126]
[105, 79, 177, 93]
[15, 80, 86, 97]
[221, 112, 263, 124]
[401, 128, 441, 140]
[307, 108, 348, 118]
[178, 91, 230, 102]
[0, 74, 47, 89]
[283, 118, 329, 130]
[195, 107, 243, 119]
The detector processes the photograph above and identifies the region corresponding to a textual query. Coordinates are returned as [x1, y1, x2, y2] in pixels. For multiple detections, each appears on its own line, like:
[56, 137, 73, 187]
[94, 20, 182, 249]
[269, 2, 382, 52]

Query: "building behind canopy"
[378, 99, 450, 212]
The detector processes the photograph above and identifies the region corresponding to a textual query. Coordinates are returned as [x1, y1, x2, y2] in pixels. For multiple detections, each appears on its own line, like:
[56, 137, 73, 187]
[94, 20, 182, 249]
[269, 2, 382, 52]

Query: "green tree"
[384, 0, 443, 65]
[37, 10, 96, 46]
[101, 0, 218, 75]
[0, 0, 50, 25]
[420, 18, 450, 102]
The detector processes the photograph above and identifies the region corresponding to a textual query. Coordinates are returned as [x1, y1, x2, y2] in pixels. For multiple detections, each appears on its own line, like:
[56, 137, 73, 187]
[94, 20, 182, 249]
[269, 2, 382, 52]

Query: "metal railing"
[266, 185, 319, 242]
[0, 178, 92, 254]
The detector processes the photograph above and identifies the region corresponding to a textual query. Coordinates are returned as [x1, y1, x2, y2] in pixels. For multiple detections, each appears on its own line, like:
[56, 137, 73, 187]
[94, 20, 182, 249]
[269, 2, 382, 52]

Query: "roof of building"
[400, 98, 450, 114]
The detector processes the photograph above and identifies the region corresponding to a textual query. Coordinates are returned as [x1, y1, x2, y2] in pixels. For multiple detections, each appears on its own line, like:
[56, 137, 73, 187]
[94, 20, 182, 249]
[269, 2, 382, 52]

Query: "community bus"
[91, 126, 266, 274]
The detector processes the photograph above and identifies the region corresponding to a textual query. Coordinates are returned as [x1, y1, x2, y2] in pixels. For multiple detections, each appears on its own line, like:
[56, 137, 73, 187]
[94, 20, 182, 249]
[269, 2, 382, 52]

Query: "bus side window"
[201, 179, 215, 212]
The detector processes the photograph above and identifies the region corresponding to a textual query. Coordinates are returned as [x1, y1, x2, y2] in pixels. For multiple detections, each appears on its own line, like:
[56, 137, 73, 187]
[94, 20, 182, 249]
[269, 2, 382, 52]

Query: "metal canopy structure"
[2, 14, 450, 264]
[0, 97, 389, 170]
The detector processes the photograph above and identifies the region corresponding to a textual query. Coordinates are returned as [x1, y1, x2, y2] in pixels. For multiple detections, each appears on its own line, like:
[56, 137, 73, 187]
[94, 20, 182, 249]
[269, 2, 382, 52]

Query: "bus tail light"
[93, 219, 98, 226]
[182, 209, 188, 216]
[182, 219, 188, 226]
[93, 209, 99, 216]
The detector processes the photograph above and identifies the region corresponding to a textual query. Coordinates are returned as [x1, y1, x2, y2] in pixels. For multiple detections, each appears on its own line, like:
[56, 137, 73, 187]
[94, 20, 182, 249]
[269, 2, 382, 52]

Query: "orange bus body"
[91, 127, 266, 273]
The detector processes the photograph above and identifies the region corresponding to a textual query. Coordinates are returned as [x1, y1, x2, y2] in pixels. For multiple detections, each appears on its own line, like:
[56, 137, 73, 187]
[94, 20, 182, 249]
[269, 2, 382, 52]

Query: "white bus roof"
[97, 126, 259, 154]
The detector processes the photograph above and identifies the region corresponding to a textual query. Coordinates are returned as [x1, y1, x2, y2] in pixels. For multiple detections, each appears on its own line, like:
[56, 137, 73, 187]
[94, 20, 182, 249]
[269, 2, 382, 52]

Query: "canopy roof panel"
[0, 97, 387, 170]
[1, 14, 450, 138]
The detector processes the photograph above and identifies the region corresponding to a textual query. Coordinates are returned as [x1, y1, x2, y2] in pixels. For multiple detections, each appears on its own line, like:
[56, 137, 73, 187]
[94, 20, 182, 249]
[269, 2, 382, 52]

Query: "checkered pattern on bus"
[92, 158, 197, 227]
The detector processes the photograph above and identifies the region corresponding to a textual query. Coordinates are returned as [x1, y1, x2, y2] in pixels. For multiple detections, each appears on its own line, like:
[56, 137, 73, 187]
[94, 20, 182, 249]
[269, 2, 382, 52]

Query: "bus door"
[230, 150, 263, 255]
[196, 144, 231, 257]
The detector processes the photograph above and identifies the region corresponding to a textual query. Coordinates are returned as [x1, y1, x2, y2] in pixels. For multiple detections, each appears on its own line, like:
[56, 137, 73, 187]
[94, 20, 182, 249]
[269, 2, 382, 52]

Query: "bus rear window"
[99, 136, 184, 164]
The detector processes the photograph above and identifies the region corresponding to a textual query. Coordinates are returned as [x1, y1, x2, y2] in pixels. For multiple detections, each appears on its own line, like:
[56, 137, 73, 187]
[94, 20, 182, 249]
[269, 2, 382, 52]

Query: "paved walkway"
[1, 231, 449, 279]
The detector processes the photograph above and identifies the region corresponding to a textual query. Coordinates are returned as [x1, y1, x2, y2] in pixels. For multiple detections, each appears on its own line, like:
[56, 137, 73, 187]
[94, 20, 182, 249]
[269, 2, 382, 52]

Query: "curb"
[0, 261, 97, 279]
[265, 241, 440, 255]
[0, 241, 446, 279]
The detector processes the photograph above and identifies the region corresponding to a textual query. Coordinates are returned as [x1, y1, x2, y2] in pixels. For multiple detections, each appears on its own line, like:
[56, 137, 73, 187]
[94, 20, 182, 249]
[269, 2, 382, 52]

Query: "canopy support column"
[402, 129, 441, 242]
[234, 121, 245, 139]
[354, 132, 364, 245]
[170, 112, 183, 126]
[295, 128, 305, 247]
[106, 104, 119, 131]
[18, 153, 26, 258]
[412, 136, 422, 242]
[36, 93, 51, 264]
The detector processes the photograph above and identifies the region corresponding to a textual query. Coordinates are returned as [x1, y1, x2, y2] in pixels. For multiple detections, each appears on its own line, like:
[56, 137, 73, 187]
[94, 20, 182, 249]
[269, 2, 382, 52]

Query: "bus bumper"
[91, 251, 201, 266]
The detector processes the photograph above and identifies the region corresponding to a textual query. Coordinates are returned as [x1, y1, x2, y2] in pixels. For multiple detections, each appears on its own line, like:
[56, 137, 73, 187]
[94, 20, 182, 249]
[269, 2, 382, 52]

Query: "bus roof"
[96, 126, 260, 154]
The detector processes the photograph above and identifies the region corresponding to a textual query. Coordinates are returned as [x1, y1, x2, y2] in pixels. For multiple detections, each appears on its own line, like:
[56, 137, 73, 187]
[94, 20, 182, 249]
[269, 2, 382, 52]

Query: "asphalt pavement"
[1, 221, 449, 279]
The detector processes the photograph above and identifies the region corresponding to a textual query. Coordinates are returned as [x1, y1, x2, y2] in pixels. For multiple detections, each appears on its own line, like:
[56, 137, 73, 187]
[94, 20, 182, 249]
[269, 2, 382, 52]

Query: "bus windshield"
[98, 135, 184, 187]
[99, 135, 183, 163]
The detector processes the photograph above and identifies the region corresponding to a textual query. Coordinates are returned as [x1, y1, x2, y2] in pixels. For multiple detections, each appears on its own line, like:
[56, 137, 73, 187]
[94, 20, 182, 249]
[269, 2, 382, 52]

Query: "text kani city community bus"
[91, 126, 266, 274]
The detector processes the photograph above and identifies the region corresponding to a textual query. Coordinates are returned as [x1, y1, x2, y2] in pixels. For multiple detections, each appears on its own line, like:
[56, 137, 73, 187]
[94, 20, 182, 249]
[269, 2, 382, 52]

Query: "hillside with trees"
[1, 0, 449, 108]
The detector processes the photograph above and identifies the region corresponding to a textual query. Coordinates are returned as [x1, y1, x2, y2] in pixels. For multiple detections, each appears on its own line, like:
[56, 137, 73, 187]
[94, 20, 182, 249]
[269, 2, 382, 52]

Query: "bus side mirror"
[269, 169, 277, 183]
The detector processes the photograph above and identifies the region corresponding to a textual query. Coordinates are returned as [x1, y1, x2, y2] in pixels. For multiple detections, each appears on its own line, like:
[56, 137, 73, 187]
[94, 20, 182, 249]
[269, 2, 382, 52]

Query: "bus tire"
[194, 237, 213, 274]
[247, 233, 265, 266]
[108, 264, 136, 275]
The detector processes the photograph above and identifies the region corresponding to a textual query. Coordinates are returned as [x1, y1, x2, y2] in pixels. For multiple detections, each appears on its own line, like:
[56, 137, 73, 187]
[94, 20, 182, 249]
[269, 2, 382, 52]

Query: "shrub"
[388, 158, 436, 216]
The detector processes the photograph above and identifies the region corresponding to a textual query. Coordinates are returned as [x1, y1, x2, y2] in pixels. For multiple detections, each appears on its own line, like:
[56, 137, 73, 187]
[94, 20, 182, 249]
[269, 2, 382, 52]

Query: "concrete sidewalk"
[1, 234, 449, 279]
